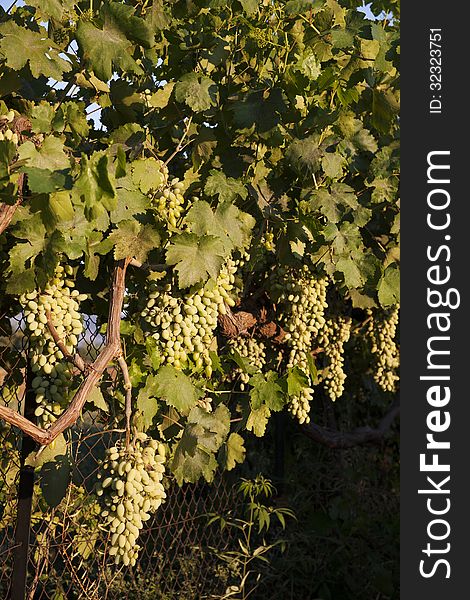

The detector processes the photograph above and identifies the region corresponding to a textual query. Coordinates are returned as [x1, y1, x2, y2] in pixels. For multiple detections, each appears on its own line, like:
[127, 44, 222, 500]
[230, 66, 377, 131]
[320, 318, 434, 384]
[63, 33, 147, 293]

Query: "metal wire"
[0, 311, 239, 599]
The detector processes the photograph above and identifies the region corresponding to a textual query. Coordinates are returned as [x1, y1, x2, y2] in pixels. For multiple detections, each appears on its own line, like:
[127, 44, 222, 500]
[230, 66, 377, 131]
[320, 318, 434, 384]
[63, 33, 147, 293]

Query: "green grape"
[228, 336, 266, 390]
[366, 306, 400, 392]
[272, 265, 329, 423]
[95, 433, 166, 567]
[318, 316, 351, 401]
[289, 386, 314, 425]
[142, 257, 243, 374]
[19, 265, 86, 427]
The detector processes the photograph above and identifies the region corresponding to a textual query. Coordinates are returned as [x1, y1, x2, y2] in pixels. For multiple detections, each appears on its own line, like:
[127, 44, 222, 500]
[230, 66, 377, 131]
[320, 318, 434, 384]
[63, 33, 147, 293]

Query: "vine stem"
[0, 258, 131, 445]
[117, 354, 132, 449]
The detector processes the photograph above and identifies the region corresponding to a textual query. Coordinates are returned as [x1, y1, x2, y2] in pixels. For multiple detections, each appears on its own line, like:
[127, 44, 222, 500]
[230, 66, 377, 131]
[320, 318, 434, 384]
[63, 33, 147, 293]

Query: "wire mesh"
[0, 310, 240, 599]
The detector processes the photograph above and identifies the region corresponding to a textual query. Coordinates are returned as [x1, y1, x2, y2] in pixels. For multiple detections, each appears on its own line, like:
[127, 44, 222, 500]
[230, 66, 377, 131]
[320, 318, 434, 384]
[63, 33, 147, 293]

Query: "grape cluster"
[272, 266, 328, 422]
[19, 265, 86, 426]
[138, 158, 188, 228]
[0, 110, 18, 145]
[366, 306, 400, 392]
[289, 385, 314, 425]
[274, 266, 328, 373]
[142, 259, 240, 375]
[319, 316, 352, 401]
[95, 434, 166, 567]
[228, 336, 266, 390]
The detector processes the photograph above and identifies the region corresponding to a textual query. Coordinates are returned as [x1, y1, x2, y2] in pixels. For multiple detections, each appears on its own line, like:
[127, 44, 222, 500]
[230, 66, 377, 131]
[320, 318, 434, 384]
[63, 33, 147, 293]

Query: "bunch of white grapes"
[95, 434, 166, 567]
[319, 316, 352, 401]
[272, 265, 328, 422]
[228, 336, 266, 390]
[289, 385, 314, 425]
[0, 109, 18, 145]
[142, 258, 240, 376]
[20, 265, 86, 426]
[139, 158, 188, 228]
[366, 306, 400, 392]
[274, 266, 328, 374]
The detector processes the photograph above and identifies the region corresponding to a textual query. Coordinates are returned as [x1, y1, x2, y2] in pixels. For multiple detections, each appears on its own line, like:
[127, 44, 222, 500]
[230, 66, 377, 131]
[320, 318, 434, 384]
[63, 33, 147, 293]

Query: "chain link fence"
[0, 310, 241, 599]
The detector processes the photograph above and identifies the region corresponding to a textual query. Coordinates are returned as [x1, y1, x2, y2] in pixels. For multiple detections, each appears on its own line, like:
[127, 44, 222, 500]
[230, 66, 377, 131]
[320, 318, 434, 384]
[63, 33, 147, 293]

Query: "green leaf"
[152, 366, 202, 415]
[102, 2, 155, 48]
[204, 171, 248, 203]
[239, 0, 258, 15]
[246, 405, 271, 437]
[18, 137, 70, 172]
[287, 367, 310, 397]
[27, 0, 75, 20]
[132, 158, 166, 194]
[186, 200, 254, 253]
[378, 264, 400, 307]
[172, 404, 230, 484]
[307, 184, 358, 223]
[0, 22, 72, 80]
[336, 256, 364, 288]
[166, 233, 226, 289]
[174, 72, 217, 113]
[108, 220, 161, 263]
[249, 372, 285, 412]
[39, 456, 71, 508]
[72, 152, 117, 217]
[86, 386, 108, 412]
[48, 191, 74, 223]
[136, 377, 159, 431]
[25, 434, 67, 468]
[286, 134, 325, 176]
[321, 153, 345, 178]
[221, 433, 246, 471]
[76, 19, 143, 82]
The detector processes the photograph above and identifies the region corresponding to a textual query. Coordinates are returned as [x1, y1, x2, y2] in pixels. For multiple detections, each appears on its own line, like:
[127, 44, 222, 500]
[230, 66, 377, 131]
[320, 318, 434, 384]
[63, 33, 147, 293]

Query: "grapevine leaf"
[152, 366, 202, 415]
[86, 386, 108, 412]
[132, 158, 167, 194]
[18, 137, 70, 172]
[39, 456, 71, 508]
[27, 0, 75, 20]
[307, 184, 358, 223]
[186, 200, 254, 253]
[239, 0, 259, 15]
[336, 256, 364, 288]
[25, 434, 67, 468]
[321, 153, 345, 179]
[378, 264, 400, 307]
[48, 191, 74, 223]
[108, 220, 161, 263]
[136, 377, 159, 431]
[204, 170, 248, 203]
[76, 20, 143, 82]
[102, 2, 155, 48]
[72, 152, 117, 217]
[287, 367, 310, 397]
[231, 89, 286, 132]
[249, 372, 285, 412]
[166, 233, 226, 289]
[0, 22, 72, 80]
[172, 404, 230, 484]
[174, 72, 217, 113]
[286, 134, 326, 176]
[220, 433, 246, 471]
[246, 405, 271, 437]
